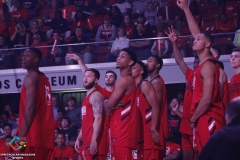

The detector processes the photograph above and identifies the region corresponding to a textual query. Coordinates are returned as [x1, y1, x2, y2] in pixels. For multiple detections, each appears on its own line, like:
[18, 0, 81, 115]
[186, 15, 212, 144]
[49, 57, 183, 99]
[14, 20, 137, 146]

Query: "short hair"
[2, 123, 12, 130]
[201, 31, 213, 46]
[120, 48, 137, 66]
[232, 47, 240, 52]
[68, 96, 76, 103]
[57, 108, 66, 114]
[27, 47, 42, 62]
[106, 70, 117, 79]
[57, 133, 66, 139]
[226, 98, 240, 119]
[61, 116, 72, 124]
[136, 61, 148, 79]
[52, 30, 61, 36]
[31, 19, 39, 25]
[150, 55, 163, 70]
[85, 68, 100, 80]
[75, 26, 83, 31]
[5, 135, 13, 141]
[147, 1, 154, 6]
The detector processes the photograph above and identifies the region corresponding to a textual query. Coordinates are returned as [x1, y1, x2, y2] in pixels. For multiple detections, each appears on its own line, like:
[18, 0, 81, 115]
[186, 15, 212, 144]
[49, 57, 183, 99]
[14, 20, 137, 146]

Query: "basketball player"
[177, 0, 225, 152]
[166, 26, 199, 160]
[131, 60, 161, 160]
[18, 48, 55, 160]
[75, 68, 106, 160]
[105, 48, 137, 160]
[146, 55, 169, 159]
[229, 47, 240, 100]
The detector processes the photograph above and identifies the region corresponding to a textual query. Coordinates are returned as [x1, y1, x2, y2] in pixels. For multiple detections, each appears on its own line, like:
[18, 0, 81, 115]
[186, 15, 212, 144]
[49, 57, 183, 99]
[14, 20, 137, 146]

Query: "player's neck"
[197, 51, 212, 64]
[27, 67, 39, 73]
[234, 67, 240, 75]
[86, 86, 97, 96]
[149, 70, 159, 79]
[120, 67, 131, 77]
[105, 86, 114, 92]
[135, 76, 143, 85]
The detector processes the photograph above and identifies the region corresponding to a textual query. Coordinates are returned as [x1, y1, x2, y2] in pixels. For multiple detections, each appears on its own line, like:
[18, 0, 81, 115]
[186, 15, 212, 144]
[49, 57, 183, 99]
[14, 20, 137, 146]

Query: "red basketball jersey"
[229, 73, 240, 101]
[150, 75, 169, 150]
[180, 68, 194, 135]
[18, 71, 55, 149]
[190, 59, 224, 124]
[137, 80, 161, 150]
[110, 75, 136, 149]
[81, 89, 108, 155]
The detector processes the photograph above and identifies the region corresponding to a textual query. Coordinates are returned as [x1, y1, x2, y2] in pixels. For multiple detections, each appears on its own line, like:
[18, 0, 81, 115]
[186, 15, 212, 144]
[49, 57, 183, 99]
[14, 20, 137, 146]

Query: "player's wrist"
[190, 119, 197, 123]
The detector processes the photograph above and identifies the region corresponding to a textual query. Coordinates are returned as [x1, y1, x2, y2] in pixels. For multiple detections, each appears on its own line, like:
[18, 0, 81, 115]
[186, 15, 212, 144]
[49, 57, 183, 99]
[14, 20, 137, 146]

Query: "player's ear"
[205, 41, 211, 48]
[156, 63, 160, 69]
[129, 60, 134, 66]
[34, 57, 39, 63]
[95, 79, 99, 84]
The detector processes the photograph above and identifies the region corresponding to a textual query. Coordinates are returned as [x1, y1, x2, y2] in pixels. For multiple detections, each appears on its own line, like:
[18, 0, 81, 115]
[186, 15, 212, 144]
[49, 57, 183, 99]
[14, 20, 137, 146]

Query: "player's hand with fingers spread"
[66, 53, 81, 61]
[165, 26, 178, 42]
[151, 129, 160, 144]
[90, 140, 98, 155]
[176, 0, 189, 11]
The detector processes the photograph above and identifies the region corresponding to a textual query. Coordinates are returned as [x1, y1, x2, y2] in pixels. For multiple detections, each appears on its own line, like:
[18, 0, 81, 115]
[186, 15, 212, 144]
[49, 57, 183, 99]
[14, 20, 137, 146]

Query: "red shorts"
[112, 147, 132, 160]
[194, 115, 223, 151]
[23, 147, 52, 160]
[82, 150, 107, 160]
[144, 149, 163, 160]
[182, 133, 194, 151]
[131, 149, 143, 160]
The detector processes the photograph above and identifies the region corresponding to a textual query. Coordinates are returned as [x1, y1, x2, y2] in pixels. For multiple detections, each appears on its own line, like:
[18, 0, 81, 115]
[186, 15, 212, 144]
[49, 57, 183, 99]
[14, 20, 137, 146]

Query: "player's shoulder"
[90, 90, 103, 99]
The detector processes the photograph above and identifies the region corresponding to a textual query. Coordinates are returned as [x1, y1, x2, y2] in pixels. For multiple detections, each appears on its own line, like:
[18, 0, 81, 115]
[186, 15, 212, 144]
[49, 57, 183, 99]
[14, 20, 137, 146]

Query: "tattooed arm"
[89, 91, 103, 155]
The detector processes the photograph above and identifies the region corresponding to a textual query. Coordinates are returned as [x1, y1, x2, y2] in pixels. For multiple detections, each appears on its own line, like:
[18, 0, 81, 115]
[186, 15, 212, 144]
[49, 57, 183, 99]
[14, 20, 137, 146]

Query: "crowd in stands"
[0, 0, 239, 69]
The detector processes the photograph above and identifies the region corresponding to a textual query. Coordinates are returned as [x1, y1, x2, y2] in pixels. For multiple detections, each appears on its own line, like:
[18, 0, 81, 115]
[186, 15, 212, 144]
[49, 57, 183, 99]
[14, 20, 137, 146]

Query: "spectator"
[65, 96, 81, 127]
[31, 34, 49, 66]
[110, 6, 123, 28]
[233, 29, 240, 47]
[10, 1, 29, 25]
[56, 108, 67, 129]
[50, 133, 75, 159]
[92, 0, 108, 15]
[46, 11, 71, 40]
[121, 14, 134, 39]
[151, 31, 170, 58]
[49, 30, 67, 66]
[156, 12, 170, 32]
[171, 15, 183, 33]
[95, 15, 117, 45]
[113, 0, 132, 15]
[0, 123, 12, 147]
[144, 2, 158, 26]
[61, 0, 77, 24]
[44, 0, 61, 23]
[171, 29, 188, 58]
[22, 0, 40, 18]
[65, 26, 93, 64]
[198, 98, 240, 160]
[168, 98, 182, 145]
[217, 14, 235, 33]
[0, 15, 7, 35]
[10, 22, 30, 48]
[11, 117, 19, 137]
[71, 10, 87, 32]
[4, 105, 17, 122]
[130, 22, 152, 60]
[0, 112, 17, 130]
[29, 20, 45, 44]
[107, 27, 130, 62]
[52, 95, 59, 120]
[58, 116, 78, 147]
[0, 34, 15, 69]
[134, 13, 152, 37]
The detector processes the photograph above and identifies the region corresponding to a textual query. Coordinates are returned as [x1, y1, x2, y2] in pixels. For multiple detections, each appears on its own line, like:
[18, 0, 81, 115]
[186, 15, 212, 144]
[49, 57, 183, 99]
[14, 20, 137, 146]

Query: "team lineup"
[13, 0, 240, 160]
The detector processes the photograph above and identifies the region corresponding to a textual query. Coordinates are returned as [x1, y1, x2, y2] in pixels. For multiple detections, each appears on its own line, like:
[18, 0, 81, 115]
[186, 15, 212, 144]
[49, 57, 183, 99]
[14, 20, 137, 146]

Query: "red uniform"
[110, 75, 136, 160]
[150, 75, 169, 159]
[191, 59, 224, 151]
[180, 68, 194, 150]
[18, 71, 55, 159]
[10, 9, 29, 22]
[81, 89, 107, 160]
[51, 145, 74, 159]
[100, 24, 113, 40]
[165, 142, 181, 156]
[137, 80, 161, 160]
[229, 73, 240, 101]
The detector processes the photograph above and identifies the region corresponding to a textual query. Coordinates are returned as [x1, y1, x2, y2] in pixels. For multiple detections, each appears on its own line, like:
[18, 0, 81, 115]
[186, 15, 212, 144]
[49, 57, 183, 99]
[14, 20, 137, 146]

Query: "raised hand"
[165, 26, 178, 42]
[169, 98, 179, 112]
[176, 0, 189, 11]
[66, 53, 81, 61]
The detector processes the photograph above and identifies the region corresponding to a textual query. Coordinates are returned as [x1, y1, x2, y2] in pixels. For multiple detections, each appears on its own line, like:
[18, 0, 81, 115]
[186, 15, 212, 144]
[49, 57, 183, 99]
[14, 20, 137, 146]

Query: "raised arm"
[66, 53, 88, 72]
[89, 91, 103, 155]
[177, 0, 200, 38]
[141, 81, 160, 144]
[190, 61, 215, 126]
[18, 72, 39, 137]
[166, 26, 188, 75]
